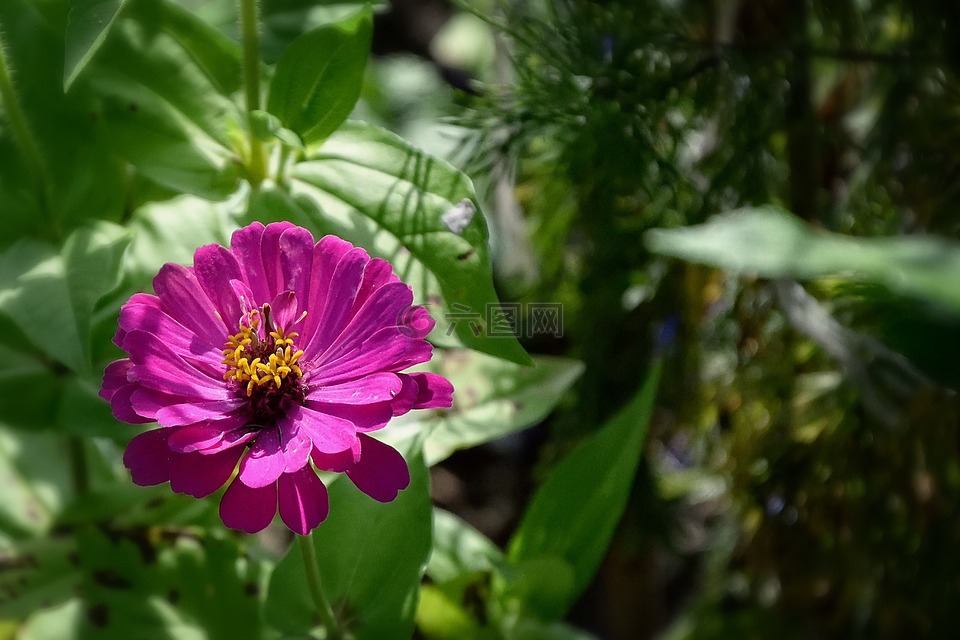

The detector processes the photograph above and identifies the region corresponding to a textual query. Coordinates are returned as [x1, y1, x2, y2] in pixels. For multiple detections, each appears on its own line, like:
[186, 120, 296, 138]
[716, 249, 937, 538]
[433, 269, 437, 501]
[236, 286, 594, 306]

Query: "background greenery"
[2, 0, 960, 638]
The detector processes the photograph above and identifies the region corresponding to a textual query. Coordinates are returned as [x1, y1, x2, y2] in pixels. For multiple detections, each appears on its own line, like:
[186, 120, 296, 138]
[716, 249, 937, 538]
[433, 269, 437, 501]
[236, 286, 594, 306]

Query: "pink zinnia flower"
[100, 222, 453, 535]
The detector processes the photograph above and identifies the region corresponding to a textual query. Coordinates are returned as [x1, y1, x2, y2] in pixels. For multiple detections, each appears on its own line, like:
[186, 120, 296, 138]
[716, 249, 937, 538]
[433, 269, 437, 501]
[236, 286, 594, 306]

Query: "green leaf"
[428, 508, 504, 584]
[85, 0, 245, 199]
[247, 120, 531, 365]
[0, 429, 73, 541]
[64, 0, 129, 90]
[0, 0, 127, 241]
[266, 449, 432, 639]
[267, 6, 372, 145]
[383, 351, 583, 465]
[0, 537, 80, 619]
[505, 362, 662, 620]
[645, 206, 960, 315]
[75, 528, 266, 639]
[0, 223, 130, 377]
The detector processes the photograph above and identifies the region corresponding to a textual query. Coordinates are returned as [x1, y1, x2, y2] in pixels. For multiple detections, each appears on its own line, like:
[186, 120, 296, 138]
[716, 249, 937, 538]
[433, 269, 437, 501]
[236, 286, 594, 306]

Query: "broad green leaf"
[645, 206, 960, 314]
[383, 351, 583, 465]
[0, 0, 126, 242]
[75, 528, 266, 639]
[266, 6, 372, 144]
[85, 0, 244, 199]
[0, 223, 130, 377]
[64, 0, 129, 90]
[0, 537, 80, 619]
[428, 509, 504, 585]
[505, 362, 662, 620]
[0, 429, 73, 542]
[246, 120, 531, 364]
[266, 450, 432, 639]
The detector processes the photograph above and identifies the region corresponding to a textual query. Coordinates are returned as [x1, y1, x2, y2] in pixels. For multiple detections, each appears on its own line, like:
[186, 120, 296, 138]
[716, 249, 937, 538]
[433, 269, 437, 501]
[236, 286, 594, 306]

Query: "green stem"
[0, 31, 50, 221]
[297, 533, 342, 640]
[67, 436, 90, 499]
[239, 0, 266, 186]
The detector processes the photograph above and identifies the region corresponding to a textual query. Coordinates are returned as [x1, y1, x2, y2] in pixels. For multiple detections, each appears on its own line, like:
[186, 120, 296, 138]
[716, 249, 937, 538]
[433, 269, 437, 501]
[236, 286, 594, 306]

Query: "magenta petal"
[299, 235, 355, 346]
[308, 402, 393, 433]
[238, 428, 285, 488]
[154, 400, 246, 427]
[286, 404, 358, 453]
[351, 258, 400, 314]
[390, 375, 420, 417]
[124, 330, 230, 400]
[119, 301, 220, 361]
[269, 290, 299, 331]
[305, 373, 403, 405]
[152, 263, 229, 348]
[193, 243, 245, 328]
[166, 424, 224, 453]
[311, 438, 361, 472]
[124, 429, 173, 486]
[315, 328, 433, 385]
[197, 427, 258, 454]
[101, 359, 132, 401]
[301, 247, 368, 358]
[409, 372, 454, 409]
[346, 434, 410, 503]
[278, 227, 315, 307]
[279, 421, 313, 473]
[230, 222, 270, 303]
[110, 383, 153, 424]
[220, 479, 277, 534]
[169, 447, 243, 498]
[260, 222, 297, 299]
[278, 467, 329, 535]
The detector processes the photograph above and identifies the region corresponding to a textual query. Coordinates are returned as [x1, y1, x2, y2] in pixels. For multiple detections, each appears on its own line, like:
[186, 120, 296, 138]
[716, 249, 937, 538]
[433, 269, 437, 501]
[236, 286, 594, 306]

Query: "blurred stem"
[239, 0, 266, 187]
[0, 31, 51, 225]
[68, 436, 89, 498]
[298, 533, 342, 640]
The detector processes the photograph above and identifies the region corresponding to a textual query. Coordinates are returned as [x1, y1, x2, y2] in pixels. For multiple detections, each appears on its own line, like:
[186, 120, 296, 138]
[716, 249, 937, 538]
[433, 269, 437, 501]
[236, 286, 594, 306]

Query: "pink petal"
[285, 404, 358, 453]
[260, 222, 298, 299]
[101, 359, 133, 401]
[311, 438, 361, 471]
[312, 328, 433, 385]
[409, 372, 454, 409]
[238, 428, 285, 488]
[154, 400, 246, 427]
[123, 429, 173, 486]
[389, 374, 420, 417]
[269, 290, 299, 332]
[278, 226, 315, 308]
[124, 330, 231, 400]
[193, 243, 245, 328]
[278, 467, 329, 535]
[280, 421, 313, 473]
[350, 258, 400, 314]
[152, 263, 229, 348]
[110, 383, 154, 424]
[169, 447, 243, 498]
[346, 434, 410, 503]
[166, 424, 225, 453]
[300, 247, 369, 358]
[398, 305, 435, 340]
[298, 235, 354, 347]
[305, 373, 403, 405]
[119, 301, 221, 361]
[195, 427, 259, 454]
[305, 401, 393, 433]
[220, 479, 277, 534]
[230, 222, 270, 303]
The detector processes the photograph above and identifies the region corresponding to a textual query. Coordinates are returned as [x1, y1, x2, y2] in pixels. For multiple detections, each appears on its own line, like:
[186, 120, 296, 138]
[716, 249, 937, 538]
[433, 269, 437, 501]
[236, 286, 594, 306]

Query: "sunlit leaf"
[0, 429, 73, 541]
[0, 537, 80, 619]
[505, 362, 662, 620]
[246, 120, 532, 365]
[383, 351, 583, 465]
[267, 5, 372, 144]
[266, 450, 432, 639]
[64, 0, 129, 90]
[645, 206, 960, 315]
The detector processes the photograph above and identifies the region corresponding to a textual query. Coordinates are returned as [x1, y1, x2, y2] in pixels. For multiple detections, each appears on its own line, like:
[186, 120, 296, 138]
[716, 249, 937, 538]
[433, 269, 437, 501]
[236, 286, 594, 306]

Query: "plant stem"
[239, 0, 266, 186]
[297, 533, 342, 640]
[0, 31, 50, 221]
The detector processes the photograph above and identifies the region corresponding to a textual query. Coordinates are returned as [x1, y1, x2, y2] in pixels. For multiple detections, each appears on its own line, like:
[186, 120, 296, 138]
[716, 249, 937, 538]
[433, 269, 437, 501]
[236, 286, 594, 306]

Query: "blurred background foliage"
[3, 0, 960, 638]
[362, 0, 960, 638]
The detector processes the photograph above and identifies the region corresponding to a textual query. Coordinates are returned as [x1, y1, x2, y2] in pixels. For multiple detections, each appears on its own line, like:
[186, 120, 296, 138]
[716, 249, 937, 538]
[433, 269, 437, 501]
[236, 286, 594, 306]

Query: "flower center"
[222, 306, 306, 418]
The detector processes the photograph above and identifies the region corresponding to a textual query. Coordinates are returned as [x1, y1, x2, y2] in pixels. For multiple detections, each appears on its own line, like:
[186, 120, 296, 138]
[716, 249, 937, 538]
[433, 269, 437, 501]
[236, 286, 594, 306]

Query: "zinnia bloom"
[100, 222, 453, 535]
